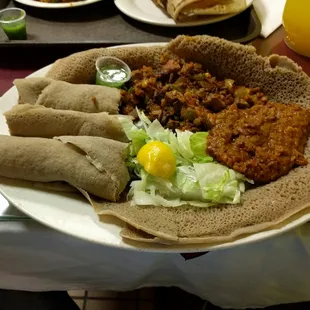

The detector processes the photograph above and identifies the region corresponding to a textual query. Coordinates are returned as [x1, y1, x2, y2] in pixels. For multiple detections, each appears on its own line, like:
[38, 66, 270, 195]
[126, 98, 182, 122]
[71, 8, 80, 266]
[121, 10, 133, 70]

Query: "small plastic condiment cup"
[0, 8, 27, 40]
[95, 56, 131, 88]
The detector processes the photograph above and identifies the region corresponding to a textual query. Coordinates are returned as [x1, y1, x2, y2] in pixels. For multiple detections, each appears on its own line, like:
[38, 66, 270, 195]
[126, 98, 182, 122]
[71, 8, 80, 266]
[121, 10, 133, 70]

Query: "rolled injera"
[0, 135, 130, 201]
[4, 104, 128, 142]
[14, 77, 121, 114]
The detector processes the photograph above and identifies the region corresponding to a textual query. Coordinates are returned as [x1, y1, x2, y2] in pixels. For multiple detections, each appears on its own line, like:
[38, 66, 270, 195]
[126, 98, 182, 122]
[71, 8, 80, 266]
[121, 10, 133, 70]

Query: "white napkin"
[253, 0, 286, 38]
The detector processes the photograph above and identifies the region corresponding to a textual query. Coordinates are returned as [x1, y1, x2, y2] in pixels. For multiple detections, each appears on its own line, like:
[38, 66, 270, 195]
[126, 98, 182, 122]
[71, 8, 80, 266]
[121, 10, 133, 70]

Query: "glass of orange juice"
[283, 0, 310, 57]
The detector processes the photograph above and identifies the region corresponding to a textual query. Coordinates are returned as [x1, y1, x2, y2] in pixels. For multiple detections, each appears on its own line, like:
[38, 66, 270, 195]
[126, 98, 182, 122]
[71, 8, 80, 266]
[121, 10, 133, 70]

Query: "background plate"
[0, 43, 308, 253]
[114, 0, 254, 27]
[14, 0, 101, 9]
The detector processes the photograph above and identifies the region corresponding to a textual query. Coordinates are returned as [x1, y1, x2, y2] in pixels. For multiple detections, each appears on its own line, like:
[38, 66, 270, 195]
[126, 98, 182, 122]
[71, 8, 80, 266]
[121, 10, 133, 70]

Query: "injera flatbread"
[14, 77, 120, 114]
[120, 225, 175, 245]
[120, 206, 310, 245]
[0, 176, 77, 193]
[4, 104, 128, 142]
[0, 135, 129, 201]
[46, 46, 165, 84]
[152, 0, 167, 9]
[45, 35, 310, 244]
[167, 0, 246, 21]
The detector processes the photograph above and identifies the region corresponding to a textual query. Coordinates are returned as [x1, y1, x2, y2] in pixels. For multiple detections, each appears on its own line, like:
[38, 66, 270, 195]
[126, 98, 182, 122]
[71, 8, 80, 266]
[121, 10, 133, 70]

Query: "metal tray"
[0, 0, 261, 47]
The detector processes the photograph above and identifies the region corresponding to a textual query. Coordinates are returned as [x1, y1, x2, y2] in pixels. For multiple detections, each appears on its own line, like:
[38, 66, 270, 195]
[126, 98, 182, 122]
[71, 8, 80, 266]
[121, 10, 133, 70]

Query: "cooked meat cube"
[180, 62, 203, 76]
[163, 90, 184, 106]
[166, 119, 180, 130]
[162, 59, 181, 74]
[204, 95, 227, 112]
[236, 98, 251, 109]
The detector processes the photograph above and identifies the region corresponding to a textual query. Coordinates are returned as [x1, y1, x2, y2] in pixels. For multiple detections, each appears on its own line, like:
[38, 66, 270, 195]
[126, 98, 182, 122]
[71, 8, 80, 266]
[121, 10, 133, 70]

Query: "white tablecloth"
[2, 220, 310, 309]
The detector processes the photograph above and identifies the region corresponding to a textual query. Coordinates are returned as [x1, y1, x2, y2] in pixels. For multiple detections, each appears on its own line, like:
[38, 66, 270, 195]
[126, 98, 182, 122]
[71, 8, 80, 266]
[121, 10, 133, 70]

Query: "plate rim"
[0, 41, 309, 253]
[14, 0, 101, 9]
[114, 0, 254, 28]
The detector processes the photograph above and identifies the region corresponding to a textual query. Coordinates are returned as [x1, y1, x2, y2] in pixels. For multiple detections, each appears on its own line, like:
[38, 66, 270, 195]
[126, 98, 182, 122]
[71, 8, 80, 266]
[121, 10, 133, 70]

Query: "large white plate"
[114, 0, 254, 27]
[1, 43, 309, 253]
[14, 0, 101, 9]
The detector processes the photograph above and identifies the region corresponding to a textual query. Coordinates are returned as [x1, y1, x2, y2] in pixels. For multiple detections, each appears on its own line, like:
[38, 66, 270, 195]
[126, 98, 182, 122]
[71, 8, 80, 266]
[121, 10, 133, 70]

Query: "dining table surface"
[1, 22, 310, 310]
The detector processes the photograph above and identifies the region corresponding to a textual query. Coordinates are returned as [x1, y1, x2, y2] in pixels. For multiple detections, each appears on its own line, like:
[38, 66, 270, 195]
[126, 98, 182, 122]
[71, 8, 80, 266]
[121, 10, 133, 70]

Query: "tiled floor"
[68, 287, 205, 310]
[69, 289, 154, 310]
[1, 288, 310, 309]
[68, 288, 310, 310]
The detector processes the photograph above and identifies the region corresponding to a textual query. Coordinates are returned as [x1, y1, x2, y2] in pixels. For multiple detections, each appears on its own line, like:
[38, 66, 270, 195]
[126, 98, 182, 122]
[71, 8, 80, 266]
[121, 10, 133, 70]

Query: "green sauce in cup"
[96, 57, 131, 88]
[0, 8, 27, 40]
[1, 19, 26, 40]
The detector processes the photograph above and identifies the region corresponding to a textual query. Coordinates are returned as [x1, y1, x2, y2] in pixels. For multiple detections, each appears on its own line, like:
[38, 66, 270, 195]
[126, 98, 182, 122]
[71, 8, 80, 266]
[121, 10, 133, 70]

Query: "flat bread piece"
[4, 104, 128, 142]
[0, 135, 129, 201]
[14, 77, 121, 114]
[0, 176, 77, 193]
[120, 225, 174, 245]
[152, 0, 167, 9]
[167, 0, 246, 21]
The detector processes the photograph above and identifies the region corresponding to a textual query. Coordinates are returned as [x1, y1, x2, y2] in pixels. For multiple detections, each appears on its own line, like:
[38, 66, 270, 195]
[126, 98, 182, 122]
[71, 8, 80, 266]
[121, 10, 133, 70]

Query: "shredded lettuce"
[190, 132, 213, 163]
[175, 130, 195, 162]
[136, 108, 151, 127]
[129, 169, 215, 208]
[193, 163, 247, 204]
[147, 119, 171, 142]
[117, 116, 148, 156]
[120, 110, 252, 208]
